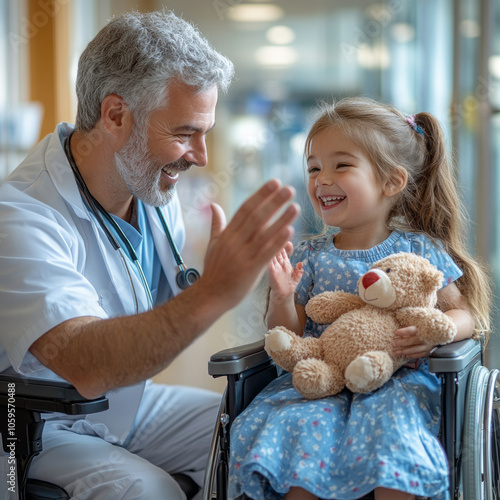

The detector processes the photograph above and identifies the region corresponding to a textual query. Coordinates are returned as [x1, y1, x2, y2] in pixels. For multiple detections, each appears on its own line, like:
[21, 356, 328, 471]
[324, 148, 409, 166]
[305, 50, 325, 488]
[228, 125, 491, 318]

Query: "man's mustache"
[164, 157, 194, 171]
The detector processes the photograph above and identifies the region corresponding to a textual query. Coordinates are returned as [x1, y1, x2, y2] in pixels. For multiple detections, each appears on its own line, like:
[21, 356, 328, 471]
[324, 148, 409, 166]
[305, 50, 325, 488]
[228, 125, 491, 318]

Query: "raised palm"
[268, 244, 303, 299]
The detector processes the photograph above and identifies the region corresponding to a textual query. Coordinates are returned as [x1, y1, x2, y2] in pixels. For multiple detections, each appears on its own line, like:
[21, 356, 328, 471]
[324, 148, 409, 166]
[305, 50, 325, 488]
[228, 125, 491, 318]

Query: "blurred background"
[0, 0, 498, 393]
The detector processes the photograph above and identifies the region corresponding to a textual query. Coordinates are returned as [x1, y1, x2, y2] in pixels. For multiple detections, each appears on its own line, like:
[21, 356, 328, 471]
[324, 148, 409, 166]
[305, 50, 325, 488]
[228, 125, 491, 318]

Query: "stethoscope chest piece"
[176, 266, 201, 290]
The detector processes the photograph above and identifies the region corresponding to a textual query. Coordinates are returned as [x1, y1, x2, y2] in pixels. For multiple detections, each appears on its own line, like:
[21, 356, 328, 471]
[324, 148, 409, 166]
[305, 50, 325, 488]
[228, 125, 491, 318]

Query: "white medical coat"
[0, 122, 187, 439]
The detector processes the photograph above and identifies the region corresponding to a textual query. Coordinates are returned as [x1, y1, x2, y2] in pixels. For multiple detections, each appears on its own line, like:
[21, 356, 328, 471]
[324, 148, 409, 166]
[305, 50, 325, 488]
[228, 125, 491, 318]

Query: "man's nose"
[185, 138, 208, 167]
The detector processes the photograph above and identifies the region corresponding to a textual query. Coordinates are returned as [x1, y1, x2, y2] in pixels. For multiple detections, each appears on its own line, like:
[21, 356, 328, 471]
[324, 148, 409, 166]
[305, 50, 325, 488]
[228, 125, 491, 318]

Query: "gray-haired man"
[0, 10, 298, 499]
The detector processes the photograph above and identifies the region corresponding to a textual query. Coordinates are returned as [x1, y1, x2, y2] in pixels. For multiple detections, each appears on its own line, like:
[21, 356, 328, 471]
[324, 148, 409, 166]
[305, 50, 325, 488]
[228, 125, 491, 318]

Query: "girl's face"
[306, 127, 395, 245]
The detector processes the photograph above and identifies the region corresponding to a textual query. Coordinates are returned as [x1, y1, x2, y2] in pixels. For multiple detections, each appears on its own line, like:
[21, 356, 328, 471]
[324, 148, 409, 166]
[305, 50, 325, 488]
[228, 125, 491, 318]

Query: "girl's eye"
[337, 163, 351, 169]
[307, 166, 320, 175]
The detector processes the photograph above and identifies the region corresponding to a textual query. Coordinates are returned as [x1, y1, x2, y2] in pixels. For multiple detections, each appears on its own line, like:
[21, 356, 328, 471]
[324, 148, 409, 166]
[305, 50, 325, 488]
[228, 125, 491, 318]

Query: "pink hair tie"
[406, 115, 424, 137]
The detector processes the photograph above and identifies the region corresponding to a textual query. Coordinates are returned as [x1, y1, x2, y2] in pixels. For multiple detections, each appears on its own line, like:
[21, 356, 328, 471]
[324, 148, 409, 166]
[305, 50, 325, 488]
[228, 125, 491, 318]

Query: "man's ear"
[100, 94, 133, 138]
[383, 167, 407, 197]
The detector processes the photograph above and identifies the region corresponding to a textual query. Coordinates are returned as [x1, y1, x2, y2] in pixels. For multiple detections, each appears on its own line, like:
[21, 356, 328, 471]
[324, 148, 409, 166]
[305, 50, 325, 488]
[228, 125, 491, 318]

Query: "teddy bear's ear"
[421, 265, 444, 291]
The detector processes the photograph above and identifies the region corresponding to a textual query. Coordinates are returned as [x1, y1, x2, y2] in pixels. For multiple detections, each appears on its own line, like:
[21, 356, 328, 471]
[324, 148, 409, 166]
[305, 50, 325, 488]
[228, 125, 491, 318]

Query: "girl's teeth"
[321, 196, 345, 206]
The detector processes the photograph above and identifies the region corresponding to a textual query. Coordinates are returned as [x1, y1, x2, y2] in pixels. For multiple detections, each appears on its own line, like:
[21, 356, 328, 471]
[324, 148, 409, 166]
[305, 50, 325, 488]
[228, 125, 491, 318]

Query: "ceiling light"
[226, 4, 284, 22]
[266, 25, 295, 45]
[255, 46, 298, 66]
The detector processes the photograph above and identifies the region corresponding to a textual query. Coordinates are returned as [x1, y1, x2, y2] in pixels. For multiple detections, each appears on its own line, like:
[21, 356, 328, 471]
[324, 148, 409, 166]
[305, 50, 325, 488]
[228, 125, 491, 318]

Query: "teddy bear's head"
[357, 252, 443, 310]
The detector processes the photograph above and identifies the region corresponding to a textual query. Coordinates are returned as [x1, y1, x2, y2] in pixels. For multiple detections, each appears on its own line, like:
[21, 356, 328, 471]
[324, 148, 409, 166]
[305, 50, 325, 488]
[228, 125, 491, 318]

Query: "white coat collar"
[45, 122, 90, 220]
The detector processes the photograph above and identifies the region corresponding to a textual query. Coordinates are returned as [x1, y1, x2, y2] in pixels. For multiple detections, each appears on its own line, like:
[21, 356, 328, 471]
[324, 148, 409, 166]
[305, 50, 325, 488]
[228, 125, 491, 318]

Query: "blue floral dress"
[228, 230, 462, 500]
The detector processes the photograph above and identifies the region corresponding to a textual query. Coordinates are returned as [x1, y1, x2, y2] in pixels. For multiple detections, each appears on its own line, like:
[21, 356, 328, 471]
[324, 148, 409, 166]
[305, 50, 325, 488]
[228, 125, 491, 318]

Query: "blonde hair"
[305, 97, 491, 340]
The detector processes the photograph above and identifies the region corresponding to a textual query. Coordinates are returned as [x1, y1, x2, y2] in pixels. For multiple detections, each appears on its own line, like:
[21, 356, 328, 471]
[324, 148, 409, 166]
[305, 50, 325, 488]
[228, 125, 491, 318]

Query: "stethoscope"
[64, 132, 200, 312]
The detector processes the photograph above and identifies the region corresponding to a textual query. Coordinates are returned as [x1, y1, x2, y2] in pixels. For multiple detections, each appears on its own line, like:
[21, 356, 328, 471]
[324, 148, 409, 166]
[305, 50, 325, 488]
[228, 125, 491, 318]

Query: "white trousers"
[26, 382, 221, 500]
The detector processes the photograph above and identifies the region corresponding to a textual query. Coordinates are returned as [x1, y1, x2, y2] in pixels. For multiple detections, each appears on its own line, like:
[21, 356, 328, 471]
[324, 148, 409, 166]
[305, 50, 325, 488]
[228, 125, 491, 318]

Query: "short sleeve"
[408, 234, 463, 287]
[0, 199, 108, 374]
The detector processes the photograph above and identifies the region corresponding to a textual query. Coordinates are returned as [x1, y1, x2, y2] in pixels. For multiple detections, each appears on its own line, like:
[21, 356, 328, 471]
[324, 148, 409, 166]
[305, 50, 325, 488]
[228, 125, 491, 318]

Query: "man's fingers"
[251, 203, 300, 264]
[209, 203, 227, 240]
[283, 241, 294, 256]
[229, 180, 296, 242]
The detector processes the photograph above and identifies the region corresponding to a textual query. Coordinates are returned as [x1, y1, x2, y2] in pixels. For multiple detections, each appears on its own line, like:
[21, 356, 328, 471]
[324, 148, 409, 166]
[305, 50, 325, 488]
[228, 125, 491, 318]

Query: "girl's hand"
[268, 243, 303, 301]
[393, 326, 436, 359]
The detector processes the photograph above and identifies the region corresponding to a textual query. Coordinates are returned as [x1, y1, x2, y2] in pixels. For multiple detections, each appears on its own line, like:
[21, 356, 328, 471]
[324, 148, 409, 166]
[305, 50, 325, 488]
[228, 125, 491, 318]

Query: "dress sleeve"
[409, 234, 463, 287]
[291, 240, 314, 306]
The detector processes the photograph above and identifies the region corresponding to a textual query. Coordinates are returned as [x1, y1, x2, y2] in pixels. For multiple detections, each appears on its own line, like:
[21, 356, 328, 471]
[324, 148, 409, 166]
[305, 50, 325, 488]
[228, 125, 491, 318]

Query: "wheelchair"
[203, 338, 500, 500]
[0, 374, 108, 500]
[0, 375, 200, 500]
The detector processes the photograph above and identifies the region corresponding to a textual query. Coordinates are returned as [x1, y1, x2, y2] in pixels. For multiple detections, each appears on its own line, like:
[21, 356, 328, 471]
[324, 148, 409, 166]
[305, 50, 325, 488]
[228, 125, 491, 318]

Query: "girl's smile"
[307, 127, 396, 249]
[318, 194, 346, 208]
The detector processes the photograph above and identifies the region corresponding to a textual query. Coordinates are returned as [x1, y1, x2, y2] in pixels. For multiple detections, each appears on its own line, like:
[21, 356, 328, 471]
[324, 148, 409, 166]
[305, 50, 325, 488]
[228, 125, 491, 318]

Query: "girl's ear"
[383, 167, 407, 197]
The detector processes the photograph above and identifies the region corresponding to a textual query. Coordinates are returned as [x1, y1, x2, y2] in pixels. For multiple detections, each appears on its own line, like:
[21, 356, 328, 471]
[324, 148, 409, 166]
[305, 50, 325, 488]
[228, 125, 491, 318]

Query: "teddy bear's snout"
[358, 268, 396, 308]
[361, 272, 380, 289]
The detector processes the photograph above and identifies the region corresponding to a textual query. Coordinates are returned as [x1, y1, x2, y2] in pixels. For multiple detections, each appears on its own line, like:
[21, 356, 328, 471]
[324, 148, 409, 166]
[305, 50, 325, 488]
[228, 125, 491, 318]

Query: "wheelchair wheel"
[488, 371, 500, 498]
[463, 365, 500, 499]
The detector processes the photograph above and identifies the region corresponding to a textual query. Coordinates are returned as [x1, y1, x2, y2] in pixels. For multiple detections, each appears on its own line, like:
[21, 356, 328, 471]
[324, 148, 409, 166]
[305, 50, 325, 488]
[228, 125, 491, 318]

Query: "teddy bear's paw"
[264, 327, 304, 372]
[418, 313, 458, 345]
[264, 327, 294, 354]
[345, 351, 394, 394]
[293, 359, 344, 400]
[345, 356, 374, 391]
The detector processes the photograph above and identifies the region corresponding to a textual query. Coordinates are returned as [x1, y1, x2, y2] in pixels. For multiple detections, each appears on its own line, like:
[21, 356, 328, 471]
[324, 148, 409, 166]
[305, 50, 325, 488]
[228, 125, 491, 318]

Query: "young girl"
[228, 97, 491, 500]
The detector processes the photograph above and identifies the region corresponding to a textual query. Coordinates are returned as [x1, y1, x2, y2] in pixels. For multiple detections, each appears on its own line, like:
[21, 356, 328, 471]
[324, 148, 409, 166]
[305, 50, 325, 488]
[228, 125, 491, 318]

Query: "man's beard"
[115, 126, 192, 207]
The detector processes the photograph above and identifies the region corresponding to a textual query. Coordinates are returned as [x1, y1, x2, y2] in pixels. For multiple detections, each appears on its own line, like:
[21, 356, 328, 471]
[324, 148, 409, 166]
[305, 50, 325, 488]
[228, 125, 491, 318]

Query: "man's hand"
[198, 179, 299, 309]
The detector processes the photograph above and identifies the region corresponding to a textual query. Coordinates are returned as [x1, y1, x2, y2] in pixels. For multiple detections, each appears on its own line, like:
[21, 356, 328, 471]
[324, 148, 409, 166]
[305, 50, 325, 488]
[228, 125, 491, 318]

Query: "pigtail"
[404, 113, 492, 340]
[404, 113, 459, 239]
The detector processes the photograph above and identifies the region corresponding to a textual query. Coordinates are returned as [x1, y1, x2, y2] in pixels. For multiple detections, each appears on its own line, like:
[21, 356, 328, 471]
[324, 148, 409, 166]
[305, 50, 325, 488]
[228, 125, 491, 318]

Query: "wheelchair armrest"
[0, 374, 108, 415]
[208, 339, 271, 377]
[428, 338, 482, 374]
[209, 337, 482, 377]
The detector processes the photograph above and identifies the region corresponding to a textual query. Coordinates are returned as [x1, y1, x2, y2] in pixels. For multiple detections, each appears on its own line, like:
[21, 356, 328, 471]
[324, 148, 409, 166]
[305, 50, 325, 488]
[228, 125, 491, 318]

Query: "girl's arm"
[266, 244, 307, 335]
[393, 282, 474, 359]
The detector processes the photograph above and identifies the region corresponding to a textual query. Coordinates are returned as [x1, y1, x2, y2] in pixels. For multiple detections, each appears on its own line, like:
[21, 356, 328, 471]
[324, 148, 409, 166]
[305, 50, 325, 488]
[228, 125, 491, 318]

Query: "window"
[0, 0, 41, 179]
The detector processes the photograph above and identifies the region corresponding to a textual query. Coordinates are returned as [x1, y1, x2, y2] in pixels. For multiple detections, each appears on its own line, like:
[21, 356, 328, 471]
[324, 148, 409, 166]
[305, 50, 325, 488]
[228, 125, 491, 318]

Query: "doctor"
[0, 10, 299, 500]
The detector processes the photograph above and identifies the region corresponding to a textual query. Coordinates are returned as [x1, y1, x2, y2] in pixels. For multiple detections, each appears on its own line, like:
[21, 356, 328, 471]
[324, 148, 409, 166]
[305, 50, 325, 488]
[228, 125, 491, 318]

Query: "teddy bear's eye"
[385, 268, 391, 273]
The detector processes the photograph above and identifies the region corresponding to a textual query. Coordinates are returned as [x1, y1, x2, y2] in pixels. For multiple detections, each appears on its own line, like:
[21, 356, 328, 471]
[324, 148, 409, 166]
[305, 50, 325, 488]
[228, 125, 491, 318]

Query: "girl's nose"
[315, 170, 332, 186]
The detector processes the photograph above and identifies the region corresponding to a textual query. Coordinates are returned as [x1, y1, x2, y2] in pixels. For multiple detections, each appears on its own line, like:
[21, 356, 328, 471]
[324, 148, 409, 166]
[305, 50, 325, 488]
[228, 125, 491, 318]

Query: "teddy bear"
[264, 252, 457, 400]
